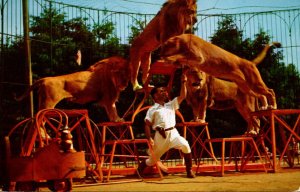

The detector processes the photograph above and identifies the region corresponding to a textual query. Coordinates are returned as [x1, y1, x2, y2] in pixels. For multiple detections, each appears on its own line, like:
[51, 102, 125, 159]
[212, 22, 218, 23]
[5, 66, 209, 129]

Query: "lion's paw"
[260, 105, 268, 110]
[194, 118, 206, 123]
[244, 130, 259, 135]
[267, 105, 277, 110]
[115, 118, 125, 122]
[133, 84, 143, 91]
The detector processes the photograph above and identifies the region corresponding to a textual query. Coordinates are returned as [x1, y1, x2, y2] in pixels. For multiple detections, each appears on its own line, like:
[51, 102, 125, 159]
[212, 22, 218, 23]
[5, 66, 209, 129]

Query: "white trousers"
[146, 128, 191, 166]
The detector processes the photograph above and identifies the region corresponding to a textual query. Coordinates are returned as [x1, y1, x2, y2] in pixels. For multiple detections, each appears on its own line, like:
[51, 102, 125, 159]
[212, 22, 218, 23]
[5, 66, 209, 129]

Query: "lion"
[129, 0, 197, 91]
[161, 34, 277, 110]
[185, 42, 280, 134]
[15, 56, 130, 122]
[186, 69, 262, 134]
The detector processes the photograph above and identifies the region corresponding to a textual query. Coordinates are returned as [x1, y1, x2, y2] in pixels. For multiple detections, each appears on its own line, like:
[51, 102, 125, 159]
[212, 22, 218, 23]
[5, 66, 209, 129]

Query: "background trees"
[29, 8, 126, 77]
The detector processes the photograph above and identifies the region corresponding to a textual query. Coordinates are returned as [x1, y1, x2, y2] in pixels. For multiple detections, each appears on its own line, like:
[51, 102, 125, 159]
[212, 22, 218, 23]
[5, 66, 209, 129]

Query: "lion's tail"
[14, 79, 42, 101]
[252, 42, 281, 65]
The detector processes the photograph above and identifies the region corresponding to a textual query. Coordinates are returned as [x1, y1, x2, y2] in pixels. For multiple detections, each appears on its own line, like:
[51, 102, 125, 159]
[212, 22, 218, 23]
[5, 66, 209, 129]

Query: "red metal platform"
[251, 109, 300, 171]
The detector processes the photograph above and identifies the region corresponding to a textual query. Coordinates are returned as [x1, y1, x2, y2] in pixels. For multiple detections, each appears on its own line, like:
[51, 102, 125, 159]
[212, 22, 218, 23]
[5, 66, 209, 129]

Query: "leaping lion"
[161, 34, 277, 110]
[129, 0, 197, 91]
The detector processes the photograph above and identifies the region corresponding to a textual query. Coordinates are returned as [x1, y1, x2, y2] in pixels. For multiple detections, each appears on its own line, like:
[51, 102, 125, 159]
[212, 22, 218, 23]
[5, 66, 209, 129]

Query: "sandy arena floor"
[69, 168, 300, 192]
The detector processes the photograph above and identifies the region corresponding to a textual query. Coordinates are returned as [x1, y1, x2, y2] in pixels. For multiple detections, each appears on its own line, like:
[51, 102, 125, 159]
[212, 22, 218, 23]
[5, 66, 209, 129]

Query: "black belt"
[155, 127, 174, 139]
[155, 127, 174, 132]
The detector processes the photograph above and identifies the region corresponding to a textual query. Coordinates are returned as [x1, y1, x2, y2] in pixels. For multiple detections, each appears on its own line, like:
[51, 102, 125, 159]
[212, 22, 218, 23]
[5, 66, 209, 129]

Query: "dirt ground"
[70, 168, 300, 192]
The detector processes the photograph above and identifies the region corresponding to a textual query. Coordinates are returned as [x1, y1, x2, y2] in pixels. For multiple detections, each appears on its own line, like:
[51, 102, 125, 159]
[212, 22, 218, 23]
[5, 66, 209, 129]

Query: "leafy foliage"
[29, 8, 126, 77]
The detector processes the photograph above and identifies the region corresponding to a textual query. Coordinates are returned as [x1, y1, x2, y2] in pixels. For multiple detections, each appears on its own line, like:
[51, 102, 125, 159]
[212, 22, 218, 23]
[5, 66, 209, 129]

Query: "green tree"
[29, 7, 127, 78]
[93, 21, 127, 59]
[211, 16, 244, 55]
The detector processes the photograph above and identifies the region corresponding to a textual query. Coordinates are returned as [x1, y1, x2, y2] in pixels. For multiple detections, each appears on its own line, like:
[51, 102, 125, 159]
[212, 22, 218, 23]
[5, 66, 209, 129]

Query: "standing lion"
[130, 0, 197, 91]
[15, 56, 130, 122]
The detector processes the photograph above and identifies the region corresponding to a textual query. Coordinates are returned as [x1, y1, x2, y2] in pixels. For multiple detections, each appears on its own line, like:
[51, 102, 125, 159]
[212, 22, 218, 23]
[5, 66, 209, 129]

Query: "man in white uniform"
[137, 72, 196, 178]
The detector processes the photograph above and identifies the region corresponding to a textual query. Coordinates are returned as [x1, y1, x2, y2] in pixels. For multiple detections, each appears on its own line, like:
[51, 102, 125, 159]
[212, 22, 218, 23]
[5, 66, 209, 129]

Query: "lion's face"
[115, 69, 130, 91]
[159, 0, 197, 42]
[186, 68, 207, 93]
[92, 56, 130, 91]
[173, 0, 197, 29]
[109, 57, 130, 91]
[182, 0, 198, 29]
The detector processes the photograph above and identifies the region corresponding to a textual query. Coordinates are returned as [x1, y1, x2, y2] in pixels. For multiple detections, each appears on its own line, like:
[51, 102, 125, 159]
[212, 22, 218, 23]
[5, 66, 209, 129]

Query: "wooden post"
[22, 0, 34, 117]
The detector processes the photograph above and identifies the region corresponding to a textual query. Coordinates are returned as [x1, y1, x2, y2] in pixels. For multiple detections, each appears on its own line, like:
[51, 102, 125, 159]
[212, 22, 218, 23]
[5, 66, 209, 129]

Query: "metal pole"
[1, 0, 4, 49]
[22, 0, 34, 117]
[0, 0, 5, 112]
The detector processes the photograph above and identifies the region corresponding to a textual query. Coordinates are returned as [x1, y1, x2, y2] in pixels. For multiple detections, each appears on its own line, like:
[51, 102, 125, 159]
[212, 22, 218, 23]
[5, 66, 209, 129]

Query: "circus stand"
[102, 61, 300, 178]
[4, 61, 300, 188]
